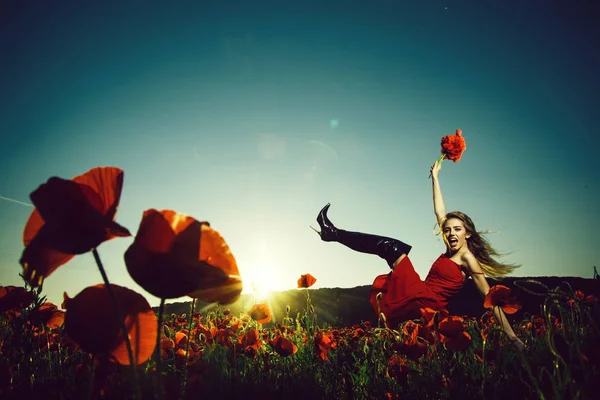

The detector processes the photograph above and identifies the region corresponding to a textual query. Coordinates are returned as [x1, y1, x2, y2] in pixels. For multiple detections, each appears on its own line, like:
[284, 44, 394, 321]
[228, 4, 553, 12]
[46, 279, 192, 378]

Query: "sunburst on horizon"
[240, 263, 291, 302]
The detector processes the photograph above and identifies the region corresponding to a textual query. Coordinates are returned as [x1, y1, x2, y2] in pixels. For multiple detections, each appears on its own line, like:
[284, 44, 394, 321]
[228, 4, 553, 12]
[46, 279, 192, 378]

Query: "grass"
[1, 279, 599, 400]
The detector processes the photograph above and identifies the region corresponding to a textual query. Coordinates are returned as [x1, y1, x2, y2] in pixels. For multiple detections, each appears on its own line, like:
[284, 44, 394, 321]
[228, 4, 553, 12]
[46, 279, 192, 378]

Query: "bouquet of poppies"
[430, 129, 466, 176]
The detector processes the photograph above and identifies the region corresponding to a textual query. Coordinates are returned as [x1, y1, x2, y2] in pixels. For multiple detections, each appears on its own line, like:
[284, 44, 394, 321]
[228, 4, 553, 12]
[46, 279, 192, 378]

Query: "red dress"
[369, 254, 465, 327]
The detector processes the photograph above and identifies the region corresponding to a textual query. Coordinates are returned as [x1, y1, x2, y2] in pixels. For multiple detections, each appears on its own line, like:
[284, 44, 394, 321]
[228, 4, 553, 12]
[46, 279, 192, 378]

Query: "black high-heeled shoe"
[311, 202, 412, 268]
[311, 203, 338, 241]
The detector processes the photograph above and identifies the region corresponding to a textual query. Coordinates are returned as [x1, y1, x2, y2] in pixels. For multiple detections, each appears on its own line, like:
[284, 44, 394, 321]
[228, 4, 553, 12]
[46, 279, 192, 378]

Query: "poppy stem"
[179, 298, 196, 400]
[155, 298, 166, 400]
[91, 248, 140, 400]
[428, 154, 445, 178]
[85, 355, 96, 400]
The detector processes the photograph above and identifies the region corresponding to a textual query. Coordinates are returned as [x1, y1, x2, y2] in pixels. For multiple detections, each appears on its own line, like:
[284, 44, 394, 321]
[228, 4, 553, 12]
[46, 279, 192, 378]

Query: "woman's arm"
[461, 253, 525, 351]
[430, 160, 446, 224]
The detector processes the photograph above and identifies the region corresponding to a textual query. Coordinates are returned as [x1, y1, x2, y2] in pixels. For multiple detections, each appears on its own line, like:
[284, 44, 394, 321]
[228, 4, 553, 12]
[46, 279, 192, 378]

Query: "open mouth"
[448, 238, 458, 246]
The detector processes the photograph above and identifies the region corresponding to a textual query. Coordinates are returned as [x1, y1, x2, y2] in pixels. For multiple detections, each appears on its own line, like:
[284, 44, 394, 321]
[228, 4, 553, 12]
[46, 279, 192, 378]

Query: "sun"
[242, 264, 285, 301]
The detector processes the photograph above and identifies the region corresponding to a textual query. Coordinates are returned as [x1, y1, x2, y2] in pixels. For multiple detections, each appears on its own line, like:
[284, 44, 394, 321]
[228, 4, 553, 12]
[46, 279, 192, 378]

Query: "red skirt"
[369, 256, 443, 328]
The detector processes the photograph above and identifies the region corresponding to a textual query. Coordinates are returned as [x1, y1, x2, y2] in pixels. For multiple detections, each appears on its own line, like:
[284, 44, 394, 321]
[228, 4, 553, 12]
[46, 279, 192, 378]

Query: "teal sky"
[1, 0, 598, 308]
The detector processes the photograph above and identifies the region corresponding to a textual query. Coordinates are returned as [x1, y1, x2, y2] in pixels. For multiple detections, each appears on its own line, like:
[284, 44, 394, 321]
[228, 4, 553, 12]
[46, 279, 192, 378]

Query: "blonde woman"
[314, 160, 525, 351]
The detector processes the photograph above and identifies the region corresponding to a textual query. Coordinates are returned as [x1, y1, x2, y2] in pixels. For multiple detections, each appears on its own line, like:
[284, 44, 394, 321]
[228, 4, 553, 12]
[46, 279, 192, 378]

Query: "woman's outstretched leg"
[315, 203, 412, 268]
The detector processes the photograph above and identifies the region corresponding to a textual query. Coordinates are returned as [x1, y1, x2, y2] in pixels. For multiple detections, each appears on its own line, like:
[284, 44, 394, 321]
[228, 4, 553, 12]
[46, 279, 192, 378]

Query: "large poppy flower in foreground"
[64, 284, 157, 365]
[484, 285, 522, 314]
[125, 209, 242, 303]
[20, 167, 131, 287]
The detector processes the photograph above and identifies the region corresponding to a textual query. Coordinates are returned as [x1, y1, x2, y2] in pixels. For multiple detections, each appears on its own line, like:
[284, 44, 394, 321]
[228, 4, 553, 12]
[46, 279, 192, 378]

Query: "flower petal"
[125, 209, 241, 302]
[64, 284, 157, 365]
[247, 303, 271, 324]
[71, 166, 125, 219]
[25, 168, 130, 255]
[438, 316, 464, 338]
[298, 273, 317, 288]
[20, 239, 75, 288]
[484, 285, 521, 314]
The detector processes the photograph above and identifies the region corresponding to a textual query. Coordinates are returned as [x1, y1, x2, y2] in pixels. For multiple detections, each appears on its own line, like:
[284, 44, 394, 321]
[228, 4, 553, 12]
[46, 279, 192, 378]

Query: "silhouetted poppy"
[437, 316, 464, 337]
[395, 321, 429, 361]
[270, 335, 298, 357]
[247, 303, 271, 324]
[125, 209, 242, 302]
[314, 331, 336, 360]
[484, 285, 521, 314]
[30, 302, 65, 329]
[237, 328, 261, 358]
[297, 273, 317, 288]
[174, 331, 188, 349]
[161, 338, 175, 359]
[438, 316, 472, 351]
[20, 167, 131, 287]
[64, 284, 157, 365]
[0, 285, 34, 313]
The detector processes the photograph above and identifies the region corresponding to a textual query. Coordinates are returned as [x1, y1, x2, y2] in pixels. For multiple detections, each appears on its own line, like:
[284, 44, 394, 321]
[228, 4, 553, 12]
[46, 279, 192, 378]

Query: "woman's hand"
[430, 159, 442, 179]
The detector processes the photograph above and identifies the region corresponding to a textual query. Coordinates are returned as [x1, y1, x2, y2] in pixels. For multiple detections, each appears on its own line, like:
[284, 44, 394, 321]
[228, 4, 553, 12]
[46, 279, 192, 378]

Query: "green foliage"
[1, 279, 599, 399]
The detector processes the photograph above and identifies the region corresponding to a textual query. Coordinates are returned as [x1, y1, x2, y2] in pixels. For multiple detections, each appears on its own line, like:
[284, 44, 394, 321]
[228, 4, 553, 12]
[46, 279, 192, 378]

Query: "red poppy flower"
[217, 328, 237, 348]
[437, 316, 464, 337]
[442, 330, 472, 351]
[483, 285, 522, 314]
[314, 331, 336, 360]
[237, 328, 262, 357]
[238, 328, 261, 349]
[174, 331, 188, 348]
[270, 335, 298, 357]
[30, 302, 65, 329]
[63, 284, 157, 365]
[297, 273, 317, 288]
[20, 167, 131, 287]
[161, 338, 175, 359]
[437, 316, 472, 351]
[0, 286, 35, 313]
[395, 321, 429, 361]
[125, 209, 242, 302]
[247, 303, 271, 324]
[440, 129, 466, 162]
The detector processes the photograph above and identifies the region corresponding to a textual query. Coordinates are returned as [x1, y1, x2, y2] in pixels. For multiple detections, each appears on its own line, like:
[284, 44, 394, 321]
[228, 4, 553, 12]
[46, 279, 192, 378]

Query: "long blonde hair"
[437, 211, 520, 279]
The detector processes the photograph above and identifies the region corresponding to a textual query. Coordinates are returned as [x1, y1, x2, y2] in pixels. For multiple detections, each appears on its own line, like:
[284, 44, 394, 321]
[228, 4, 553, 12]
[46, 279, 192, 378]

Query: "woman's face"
[443, 218, 471, 252]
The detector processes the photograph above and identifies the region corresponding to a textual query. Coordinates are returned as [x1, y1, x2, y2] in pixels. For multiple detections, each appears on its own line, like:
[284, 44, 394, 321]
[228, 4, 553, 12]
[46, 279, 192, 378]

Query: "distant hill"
[156, 275, 600, 328]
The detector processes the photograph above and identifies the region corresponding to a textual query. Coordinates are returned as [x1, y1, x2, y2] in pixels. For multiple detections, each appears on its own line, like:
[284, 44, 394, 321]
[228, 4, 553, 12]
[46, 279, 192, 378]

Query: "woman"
[314, 160, 525, 351]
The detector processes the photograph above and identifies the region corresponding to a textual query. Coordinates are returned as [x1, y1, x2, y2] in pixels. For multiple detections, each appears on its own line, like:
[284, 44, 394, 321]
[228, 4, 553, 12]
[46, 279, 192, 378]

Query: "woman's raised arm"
[430, 160, 446, 224]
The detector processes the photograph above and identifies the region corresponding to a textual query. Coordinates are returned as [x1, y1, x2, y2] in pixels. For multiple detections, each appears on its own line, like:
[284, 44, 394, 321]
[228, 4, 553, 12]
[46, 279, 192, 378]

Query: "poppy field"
[1, 166, 599, 399]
